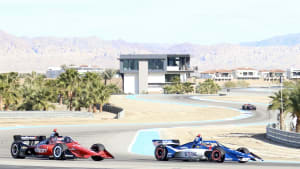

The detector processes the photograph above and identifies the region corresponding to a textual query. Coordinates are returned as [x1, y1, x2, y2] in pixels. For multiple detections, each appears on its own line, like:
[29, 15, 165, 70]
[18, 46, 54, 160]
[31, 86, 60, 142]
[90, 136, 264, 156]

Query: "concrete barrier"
[102, 104, 124, 119]
[266, 123, 300, 148]
[0, 111, 93, 119]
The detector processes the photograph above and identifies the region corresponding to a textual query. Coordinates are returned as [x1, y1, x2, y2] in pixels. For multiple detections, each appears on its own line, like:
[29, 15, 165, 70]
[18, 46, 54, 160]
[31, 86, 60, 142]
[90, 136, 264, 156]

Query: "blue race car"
[152, 134, 263, 163]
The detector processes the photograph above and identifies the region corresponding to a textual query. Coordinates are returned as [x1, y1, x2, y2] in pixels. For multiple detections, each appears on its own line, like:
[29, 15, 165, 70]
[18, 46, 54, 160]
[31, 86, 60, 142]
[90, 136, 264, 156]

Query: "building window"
[148, 59, 164, 70]
[249, 72, 253, 76]
[167, 57, 178, 66]
[243, 72, 247, 76]
[123, 59, 138, 71]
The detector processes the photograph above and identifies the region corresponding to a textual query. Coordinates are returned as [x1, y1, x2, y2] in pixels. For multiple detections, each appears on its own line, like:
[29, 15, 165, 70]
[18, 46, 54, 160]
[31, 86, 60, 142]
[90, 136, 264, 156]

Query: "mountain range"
[1, 30, 300, 73]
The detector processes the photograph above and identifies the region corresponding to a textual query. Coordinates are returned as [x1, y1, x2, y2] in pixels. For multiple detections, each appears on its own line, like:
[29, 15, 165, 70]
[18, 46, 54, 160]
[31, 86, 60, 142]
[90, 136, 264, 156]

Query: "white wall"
[124, 74, 138, 94]
[148, 73, 165, 83]
[180, 73, 187, 82]
[148, 85, 163, 93]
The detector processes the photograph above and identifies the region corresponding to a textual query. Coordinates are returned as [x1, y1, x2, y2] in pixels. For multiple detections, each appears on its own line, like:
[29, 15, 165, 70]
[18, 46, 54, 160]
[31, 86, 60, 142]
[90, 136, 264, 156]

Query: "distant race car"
[242, 104, 256, 110]
[152, 134, 263, 163]
[10, 129, 114, 161]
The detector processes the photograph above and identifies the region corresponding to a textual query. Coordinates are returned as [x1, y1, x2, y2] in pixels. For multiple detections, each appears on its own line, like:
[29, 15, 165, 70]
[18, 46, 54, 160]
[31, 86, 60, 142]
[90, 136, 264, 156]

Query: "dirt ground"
[0, 95, 239, 127]
[160, 125, 300, 161]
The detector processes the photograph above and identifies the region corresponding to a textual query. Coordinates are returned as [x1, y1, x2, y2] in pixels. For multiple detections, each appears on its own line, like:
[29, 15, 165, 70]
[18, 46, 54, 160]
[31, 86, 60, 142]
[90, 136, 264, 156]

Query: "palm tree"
[196, 79, 220, 94]
[0, 72, 21, 111]
[19, 72, 55, 111]
[90, 81, 112, 113]
[102, 69, 116, 85]
[288, 86, 300, 132]
[58, 69, 80, 111]
[268, 89, 291, 130]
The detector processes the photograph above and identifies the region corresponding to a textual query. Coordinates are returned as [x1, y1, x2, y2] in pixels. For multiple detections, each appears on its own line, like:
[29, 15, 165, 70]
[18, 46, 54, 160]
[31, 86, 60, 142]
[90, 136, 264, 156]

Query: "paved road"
[1, 92, 295, 169]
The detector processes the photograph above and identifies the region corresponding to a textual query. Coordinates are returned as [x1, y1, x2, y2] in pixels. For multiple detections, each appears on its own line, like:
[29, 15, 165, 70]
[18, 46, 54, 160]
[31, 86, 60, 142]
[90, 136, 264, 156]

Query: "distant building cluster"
[46, 65, 104, 78]
[191, 67, 300, 81]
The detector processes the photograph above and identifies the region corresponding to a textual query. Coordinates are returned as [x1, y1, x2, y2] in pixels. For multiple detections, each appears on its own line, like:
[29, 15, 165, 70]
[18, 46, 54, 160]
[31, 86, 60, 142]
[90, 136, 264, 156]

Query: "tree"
[58, 69, 80, 111]
[19, 72, 55, 111]
[182, 82, 194, 93]
[0, 72, 21, 111]
[102, 69, 116, 85]
[268, 89, 291, 130]
[90, 81, 112, 113]
[196, 79, 221, 94]
[288, 85, 300, 132]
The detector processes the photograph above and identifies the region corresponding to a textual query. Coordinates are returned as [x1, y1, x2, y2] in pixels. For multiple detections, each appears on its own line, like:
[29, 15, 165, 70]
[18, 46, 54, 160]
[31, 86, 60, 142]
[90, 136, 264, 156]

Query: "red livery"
[10, 129, 114, 161]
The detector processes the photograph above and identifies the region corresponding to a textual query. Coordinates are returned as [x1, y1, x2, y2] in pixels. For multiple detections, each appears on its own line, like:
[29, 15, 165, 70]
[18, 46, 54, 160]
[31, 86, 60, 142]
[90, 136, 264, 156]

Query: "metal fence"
[102, 104, 124, 119]
[266, 123, 300, 148]
[0, 111, 93, 119]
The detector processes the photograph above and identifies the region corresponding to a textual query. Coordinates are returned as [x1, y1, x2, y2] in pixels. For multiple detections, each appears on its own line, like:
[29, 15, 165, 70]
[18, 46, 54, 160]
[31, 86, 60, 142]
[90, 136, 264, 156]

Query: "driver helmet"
[50, 128, 59, 137]
[194, 134, 202, 144]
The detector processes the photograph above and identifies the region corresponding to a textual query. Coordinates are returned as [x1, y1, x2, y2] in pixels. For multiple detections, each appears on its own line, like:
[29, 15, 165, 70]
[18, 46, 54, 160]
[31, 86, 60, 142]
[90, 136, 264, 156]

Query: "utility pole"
[280, 76, 284, 129]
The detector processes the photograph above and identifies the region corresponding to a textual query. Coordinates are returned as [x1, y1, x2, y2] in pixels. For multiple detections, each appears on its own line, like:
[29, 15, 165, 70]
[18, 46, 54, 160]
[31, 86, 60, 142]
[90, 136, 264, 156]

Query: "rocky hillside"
[1, 30, 300, 72]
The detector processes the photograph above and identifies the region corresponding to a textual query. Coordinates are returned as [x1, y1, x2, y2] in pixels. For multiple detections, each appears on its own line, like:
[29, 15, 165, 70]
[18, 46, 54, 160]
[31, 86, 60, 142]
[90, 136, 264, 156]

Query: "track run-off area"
[0, 88, 299, 169]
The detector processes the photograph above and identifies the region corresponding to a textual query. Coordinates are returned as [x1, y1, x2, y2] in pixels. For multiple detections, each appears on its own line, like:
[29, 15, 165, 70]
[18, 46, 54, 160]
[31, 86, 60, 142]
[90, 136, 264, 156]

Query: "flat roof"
[119, 54, 190, 59]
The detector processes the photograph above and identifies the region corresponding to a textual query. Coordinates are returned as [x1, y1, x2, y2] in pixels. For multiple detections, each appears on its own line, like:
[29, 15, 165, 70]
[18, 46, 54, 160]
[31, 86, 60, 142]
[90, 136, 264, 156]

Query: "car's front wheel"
[90, 144, 105, 161]
[155, 145, 168, 161]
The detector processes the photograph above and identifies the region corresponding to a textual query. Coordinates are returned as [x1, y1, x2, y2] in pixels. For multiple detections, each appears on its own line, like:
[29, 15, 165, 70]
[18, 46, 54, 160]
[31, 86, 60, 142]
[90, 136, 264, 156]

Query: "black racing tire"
[11, 142, 25, 159]
[211, 147, 225, 163]
[90, 144, 105, 161]
[52, 143, 67, 160]
[90, 144, 105, 152]
[237, 147, 250, 163]
[154, 145, 168, 161]
[237, 147, 250, 154]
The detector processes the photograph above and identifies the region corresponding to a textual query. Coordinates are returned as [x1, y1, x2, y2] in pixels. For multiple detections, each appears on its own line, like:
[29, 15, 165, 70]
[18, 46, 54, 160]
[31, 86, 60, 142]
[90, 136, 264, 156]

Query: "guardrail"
[266, 123, 300, 148]
[102, 104, 124, 119]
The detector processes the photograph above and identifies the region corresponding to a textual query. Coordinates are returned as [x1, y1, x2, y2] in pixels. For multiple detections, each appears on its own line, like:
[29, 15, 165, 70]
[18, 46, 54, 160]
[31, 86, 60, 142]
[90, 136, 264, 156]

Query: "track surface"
[0, 89, 298, 169]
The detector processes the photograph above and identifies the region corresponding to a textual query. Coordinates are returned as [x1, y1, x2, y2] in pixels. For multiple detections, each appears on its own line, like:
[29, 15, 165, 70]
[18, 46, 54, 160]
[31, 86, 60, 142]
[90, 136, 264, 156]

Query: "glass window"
[122, 59, 138, 71]
[249, 72, 253, 76]
[243, 72, 247, 76]
[167, 58, 178, 66]
[148, 59, 164, 70]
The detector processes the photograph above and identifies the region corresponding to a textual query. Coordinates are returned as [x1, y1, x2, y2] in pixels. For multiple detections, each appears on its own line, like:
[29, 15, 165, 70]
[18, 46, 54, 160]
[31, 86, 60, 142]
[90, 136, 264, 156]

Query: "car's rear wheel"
[211, 147, 225, 163]
[52, 144, 66, 160]
[90, 144, 105, 161]
[11, 142, 25, 159]
[155, 145, 168, 161]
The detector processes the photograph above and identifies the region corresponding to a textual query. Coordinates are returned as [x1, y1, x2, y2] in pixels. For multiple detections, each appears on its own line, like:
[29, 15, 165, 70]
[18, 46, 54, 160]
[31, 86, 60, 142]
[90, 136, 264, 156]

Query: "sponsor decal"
[35, 147, 48, 153]
[184, 152, 197, 157]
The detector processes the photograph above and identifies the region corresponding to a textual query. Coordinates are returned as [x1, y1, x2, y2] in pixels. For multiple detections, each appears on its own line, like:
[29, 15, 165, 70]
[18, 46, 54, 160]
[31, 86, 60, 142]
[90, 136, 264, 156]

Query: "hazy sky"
[0, 0, 299, 44]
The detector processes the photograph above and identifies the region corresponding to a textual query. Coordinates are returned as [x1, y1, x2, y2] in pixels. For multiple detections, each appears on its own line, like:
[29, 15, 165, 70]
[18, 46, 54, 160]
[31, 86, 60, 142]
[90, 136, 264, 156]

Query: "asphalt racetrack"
[0, 89, 299, 169]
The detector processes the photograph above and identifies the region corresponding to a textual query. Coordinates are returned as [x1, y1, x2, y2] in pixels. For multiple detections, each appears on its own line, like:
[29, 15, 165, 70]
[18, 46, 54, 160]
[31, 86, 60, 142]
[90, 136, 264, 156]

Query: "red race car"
[10, 129, 114, 161]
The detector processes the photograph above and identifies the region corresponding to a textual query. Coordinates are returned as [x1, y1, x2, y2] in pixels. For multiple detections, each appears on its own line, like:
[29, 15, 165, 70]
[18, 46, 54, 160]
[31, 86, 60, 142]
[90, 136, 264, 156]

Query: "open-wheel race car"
[242, 104, 256, 110]
[152, 134, 263, 163]
[10, 129, 114, 161]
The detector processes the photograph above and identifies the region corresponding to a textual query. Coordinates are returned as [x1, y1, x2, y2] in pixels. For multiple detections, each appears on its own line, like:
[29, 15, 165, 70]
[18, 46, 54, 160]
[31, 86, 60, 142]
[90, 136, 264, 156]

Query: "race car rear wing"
[13, 135, 46, 142]
[152, 139, 180, 146]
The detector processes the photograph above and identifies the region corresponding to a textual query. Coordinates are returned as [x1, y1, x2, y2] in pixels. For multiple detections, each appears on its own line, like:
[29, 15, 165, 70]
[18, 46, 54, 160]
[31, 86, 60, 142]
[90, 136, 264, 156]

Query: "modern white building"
[200, 69, 233, 81]
[46, 67, 65, 78]
[46, 65, 104, 78]
[260, 69, 286, 81]
[233, 67, 260, 80]
[287, 68, 300, 80]
[119, 54, 193, 94]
